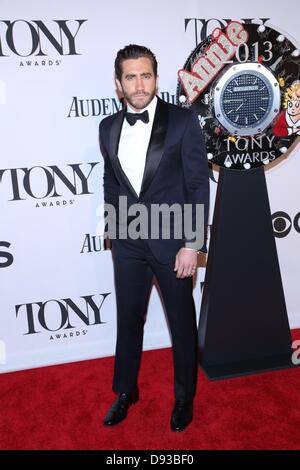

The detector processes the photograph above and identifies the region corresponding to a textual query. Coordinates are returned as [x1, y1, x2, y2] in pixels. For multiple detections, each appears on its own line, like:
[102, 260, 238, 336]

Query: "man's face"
[116, 57, 158, 111]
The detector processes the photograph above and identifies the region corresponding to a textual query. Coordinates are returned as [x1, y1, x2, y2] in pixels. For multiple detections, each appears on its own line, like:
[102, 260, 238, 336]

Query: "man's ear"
[115, 77, 123, 94]
[156, 75, 159, 92]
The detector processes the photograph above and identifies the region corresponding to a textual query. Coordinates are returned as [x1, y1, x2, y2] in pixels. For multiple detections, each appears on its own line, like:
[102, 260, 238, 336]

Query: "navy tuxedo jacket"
[99, 97, 209, 263]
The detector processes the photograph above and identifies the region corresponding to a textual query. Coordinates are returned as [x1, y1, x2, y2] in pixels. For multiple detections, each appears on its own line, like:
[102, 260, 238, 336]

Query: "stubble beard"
[124, 89, 156, 111]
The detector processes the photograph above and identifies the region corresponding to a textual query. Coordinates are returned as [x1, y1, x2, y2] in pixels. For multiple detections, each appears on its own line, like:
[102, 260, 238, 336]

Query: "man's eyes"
[126, 74, 151, 80]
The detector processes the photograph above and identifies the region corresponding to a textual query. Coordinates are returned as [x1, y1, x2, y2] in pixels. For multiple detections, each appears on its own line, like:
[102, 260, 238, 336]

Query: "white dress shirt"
[118, 96, 157, 196]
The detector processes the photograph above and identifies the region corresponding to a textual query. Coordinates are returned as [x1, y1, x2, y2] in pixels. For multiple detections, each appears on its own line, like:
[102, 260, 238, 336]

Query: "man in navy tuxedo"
[99, 44, 209, 432]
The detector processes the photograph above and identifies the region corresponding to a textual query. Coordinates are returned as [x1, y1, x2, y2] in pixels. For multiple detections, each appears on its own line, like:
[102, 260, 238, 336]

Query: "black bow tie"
[125, 110, 149, 126]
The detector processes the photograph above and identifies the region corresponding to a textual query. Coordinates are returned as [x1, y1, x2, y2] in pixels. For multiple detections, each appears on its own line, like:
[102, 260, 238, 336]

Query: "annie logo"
[178, 21, 248, 103]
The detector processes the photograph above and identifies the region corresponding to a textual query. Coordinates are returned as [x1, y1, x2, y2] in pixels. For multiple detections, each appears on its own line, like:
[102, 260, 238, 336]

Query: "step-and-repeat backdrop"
[1, 0, 299, 372]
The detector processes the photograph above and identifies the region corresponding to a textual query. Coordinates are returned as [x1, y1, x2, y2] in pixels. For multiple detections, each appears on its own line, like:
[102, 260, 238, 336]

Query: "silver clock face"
[214, 63, 281, 136]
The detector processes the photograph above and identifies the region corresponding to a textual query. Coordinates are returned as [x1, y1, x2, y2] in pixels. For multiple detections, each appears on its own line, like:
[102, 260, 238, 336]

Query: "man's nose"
[135, 77, 144, 91]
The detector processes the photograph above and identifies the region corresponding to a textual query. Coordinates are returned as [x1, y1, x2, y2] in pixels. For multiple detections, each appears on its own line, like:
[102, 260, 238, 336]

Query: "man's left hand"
[174, 248, 197, 279]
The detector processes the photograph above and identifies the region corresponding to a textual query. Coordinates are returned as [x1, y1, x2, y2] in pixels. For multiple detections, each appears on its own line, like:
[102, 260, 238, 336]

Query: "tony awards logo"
[0, 19, 87, 67]
[0, 162, 100, 207]
[16, 293, 111, 340]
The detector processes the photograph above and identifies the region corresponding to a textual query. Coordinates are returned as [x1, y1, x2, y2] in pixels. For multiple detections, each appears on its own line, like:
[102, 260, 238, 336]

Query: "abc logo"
[272, 211, 300, 238]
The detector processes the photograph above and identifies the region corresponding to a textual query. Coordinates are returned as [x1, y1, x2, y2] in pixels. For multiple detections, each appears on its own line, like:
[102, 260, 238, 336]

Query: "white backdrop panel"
[0, 0, 299, 372]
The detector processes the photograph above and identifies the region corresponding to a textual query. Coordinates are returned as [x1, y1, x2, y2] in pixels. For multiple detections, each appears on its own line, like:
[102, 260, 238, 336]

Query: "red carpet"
[1, 333, 300, 450]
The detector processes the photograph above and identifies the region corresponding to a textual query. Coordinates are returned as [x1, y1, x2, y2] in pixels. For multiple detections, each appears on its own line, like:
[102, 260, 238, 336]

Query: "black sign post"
[198, 167, 293, 379]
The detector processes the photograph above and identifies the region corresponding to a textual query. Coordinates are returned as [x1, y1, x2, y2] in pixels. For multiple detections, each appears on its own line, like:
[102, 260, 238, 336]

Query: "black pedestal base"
[202, 354, 294, 380]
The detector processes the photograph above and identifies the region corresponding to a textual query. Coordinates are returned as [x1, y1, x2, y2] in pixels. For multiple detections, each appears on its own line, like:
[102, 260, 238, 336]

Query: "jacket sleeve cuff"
[184, 242, 207, 254]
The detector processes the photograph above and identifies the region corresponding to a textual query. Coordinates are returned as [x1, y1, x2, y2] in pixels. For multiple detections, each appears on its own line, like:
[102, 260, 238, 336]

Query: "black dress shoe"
[103, 390, 139, 426]
[170, 399, 193, 432]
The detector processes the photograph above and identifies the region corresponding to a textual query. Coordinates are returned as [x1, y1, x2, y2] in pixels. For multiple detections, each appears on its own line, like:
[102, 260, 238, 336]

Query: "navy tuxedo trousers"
[111, 238, 198, 401]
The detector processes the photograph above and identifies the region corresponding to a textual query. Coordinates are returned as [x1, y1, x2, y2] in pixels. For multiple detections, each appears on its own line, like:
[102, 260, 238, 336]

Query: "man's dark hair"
[115, 44, 158, 81]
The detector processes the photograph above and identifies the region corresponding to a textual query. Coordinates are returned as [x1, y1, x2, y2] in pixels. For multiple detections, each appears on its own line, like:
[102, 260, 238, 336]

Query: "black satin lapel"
[109, 108, 139, 199]
[139, 98, 169, 199]
[109, 109, 125, 158]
